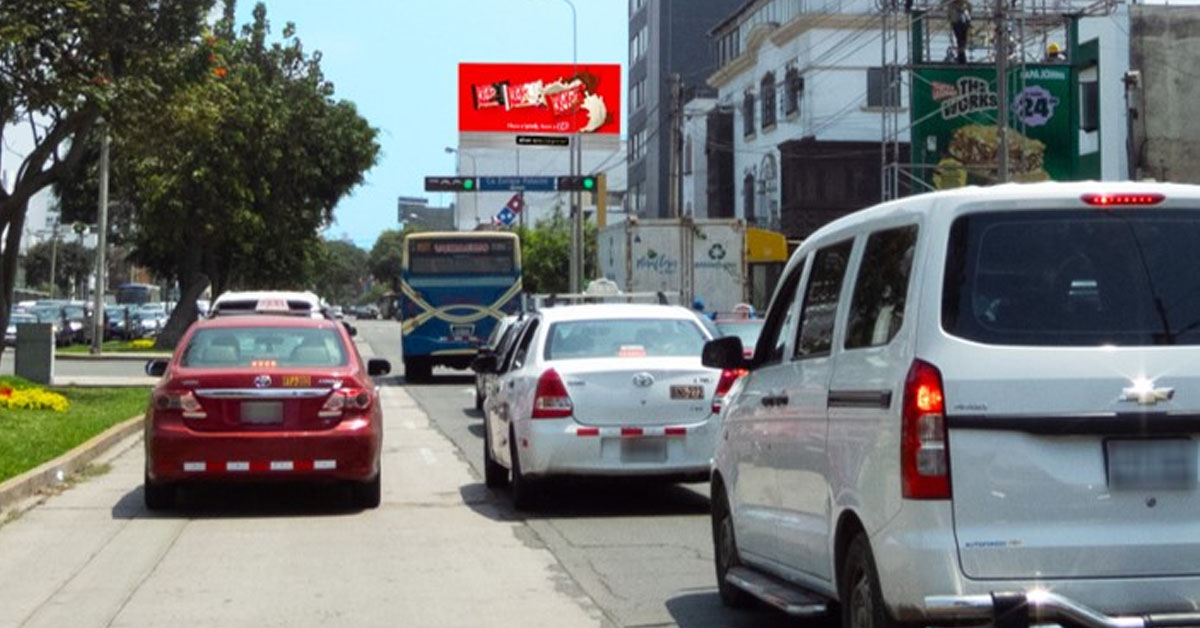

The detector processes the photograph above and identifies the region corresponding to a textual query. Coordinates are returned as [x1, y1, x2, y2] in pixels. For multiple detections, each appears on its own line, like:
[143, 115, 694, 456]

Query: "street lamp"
[444, 147, 479, 226]
[549, 0, 582, 292]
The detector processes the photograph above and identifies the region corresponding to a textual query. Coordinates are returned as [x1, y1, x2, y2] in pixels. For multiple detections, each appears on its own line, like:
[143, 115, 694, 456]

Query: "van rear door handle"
[761, 394, 789, 407]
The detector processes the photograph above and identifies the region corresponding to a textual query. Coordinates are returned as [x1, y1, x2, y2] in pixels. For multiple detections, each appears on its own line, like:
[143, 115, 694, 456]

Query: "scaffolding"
[880, 0, 1119, 200]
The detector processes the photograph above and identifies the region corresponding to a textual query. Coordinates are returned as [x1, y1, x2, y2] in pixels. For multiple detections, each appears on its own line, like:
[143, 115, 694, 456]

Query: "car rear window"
[943, 209, 1200, 346]
[182, 327, 347, 367]
[545, 319, 708, 360]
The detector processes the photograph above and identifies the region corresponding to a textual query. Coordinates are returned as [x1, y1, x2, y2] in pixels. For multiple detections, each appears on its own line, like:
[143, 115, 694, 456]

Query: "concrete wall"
[1130, 5, 1200, 182]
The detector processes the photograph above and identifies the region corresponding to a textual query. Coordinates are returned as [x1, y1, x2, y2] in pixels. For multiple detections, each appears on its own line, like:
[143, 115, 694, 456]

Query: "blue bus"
[399, 231, 522, 380]
[116, 282, 162, 305]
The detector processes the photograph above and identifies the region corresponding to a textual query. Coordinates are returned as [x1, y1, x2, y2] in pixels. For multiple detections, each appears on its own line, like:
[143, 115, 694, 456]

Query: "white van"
[704, 182, 1200, 628]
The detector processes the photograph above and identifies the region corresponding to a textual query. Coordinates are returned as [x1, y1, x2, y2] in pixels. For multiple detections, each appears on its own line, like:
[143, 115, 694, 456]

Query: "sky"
[235, 0, 629, 251]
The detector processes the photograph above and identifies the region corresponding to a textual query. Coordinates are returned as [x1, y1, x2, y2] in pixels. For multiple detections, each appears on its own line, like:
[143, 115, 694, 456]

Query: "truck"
[597, 218, 788, 314]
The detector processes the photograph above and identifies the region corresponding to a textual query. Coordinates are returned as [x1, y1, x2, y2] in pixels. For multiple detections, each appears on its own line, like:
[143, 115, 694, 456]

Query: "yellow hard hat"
[1048, 42, 1062, 54]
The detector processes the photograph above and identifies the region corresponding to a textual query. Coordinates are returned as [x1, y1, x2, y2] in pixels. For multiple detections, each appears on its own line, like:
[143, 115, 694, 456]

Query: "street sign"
[424, 176, 476, 192]
[517, 135, 570, 147]
[478, 176, 556, 192]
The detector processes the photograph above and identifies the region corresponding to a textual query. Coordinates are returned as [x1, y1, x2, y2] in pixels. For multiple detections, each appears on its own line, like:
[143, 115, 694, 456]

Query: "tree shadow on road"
[665, 590, 831, 628]
[458, 477, 711, 522]
[112, 482, 369, 520]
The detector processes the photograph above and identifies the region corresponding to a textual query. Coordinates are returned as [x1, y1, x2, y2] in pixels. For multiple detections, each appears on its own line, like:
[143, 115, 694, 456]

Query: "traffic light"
[557, 175, 597, 192]
[424, 176, 477, 192]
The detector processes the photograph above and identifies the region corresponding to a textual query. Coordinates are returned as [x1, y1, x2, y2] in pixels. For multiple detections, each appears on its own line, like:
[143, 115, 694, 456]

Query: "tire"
[351, 473, 381, 509]
[483, 422, 509, 488]
[840, 534, 901, 628]
[143, 471, 175, 511]
[712, 484, 753, 608]
[509, 429, 537, 510]
[404, 357, 431, 382]
[474, 387, 485, 411]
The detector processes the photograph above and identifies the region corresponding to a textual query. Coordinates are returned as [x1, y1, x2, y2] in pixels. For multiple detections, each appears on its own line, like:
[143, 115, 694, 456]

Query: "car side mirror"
[368, 359, 391, 376]
[343, 322, 357, 337]
[471, 353, 498, 373]
[145, 358, 168, 377]
[702, 337, 747, 370]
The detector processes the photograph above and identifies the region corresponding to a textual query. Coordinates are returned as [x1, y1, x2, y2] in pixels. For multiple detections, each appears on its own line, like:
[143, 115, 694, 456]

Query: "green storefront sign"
[911, 64, 1079, 189]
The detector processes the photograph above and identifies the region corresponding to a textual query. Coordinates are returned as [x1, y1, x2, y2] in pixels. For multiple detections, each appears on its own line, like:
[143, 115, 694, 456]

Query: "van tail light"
[713, 368, 749, 414]
[532, 369, 573, 419]
[1081, 192, 1164, 207]
[902, 360, 951, 499]
[320, 388, 372, 419]
[154, 390, 207, 420]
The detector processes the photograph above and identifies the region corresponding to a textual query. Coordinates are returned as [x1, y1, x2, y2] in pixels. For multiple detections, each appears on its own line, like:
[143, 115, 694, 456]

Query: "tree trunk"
[0, 199, 30, 364]
[154, 272, 209, 350]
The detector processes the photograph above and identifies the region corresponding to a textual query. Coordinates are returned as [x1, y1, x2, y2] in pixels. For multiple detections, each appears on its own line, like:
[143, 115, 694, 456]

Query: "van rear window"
[943, 209, 1200, 346]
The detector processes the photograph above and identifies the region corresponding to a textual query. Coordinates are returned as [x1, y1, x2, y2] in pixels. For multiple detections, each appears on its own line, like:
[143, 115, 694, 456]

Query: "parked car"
[142, 296, 391, 510]
[28, 306, 70, 346]
[704, 182, 1200, 628]
[472, 315, 522, 411]
[5, 312, 37, 346]
[475, 303, 726, 509]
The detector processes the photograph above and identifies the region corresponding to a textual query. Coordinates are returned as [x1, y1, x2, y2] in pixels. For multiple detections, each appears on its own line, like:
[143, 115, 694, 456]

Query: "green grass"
[0, 376, 149, 484]
[57, 340, 168, 355]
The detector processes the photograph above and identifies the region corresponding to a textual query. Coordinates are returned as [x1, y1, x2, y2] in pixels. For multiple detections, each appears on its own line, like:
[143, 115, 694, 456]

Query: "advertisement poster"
[911, 64, 1075, 189]
[459, 63, 621, 135]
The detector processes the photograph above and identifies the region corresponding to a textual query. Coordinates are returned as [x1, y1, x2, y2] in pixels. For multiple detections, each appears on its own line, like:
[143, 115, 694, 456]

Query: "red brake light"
[712, 368, 748, 414]
[1081, 193, 1164, 207]
[902, 360, 950, 500]
[319, 387, 371, 419]
[532, 369, 573, 419]
[154, 390, 206, 419]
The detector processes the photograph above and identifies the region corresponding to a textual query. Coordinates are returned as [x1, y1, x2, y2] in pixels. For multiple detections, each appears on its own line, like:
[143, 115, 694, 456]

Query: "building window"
[630, 0, 646, 14]
[761, 72, 776, 129]
[784, 66, 803, 116]
[631, 78, 646, 110]
[1080, 80, 1099, 132]
[629, 128, 648, 163]
[684, 137, 693, 175]
[717, 30, 741, 67]
[743, 91, 756, 137]
[867, 67, 901, 108]
[630, 24, 648, 63]
[743, 173, 756, 223]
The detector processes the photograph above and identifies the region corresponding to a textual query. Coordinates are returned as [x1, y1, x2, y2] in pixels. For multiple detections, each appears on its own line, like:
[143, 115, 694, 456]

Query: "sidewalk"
[0, 386, 603, 628]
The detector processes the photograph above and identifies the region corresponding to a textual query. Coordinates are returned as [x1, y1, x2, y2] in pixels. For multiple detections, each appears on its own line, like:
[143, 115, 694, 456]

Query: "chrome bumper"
[926, 592, 1200, 628]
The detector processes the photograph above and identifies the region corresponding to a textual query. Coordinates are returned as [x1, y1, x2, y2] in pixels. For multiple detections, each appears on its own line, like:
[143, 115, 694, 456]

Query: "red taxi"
[142, 300, 390, 510]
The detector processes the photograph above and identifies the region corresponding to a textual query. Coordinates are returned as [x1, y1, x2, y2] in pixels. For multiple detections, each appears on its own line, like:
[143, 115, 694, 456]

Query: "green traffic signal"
[582, 177, 595, 190]
[462, 178, 474, 191]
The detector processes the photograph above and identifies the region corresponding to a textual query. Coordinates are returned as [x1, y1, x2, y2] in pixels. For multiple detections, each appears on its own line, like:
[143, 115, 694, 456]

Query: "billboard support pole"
[995, 0, 1010, 183]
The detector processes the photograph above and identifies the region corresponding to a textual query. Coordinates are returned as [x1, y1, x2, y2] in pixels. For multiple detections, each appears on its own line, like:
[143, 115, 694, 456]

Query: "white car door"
[727, 261, 806, 565]
[488, 318, 541, 469]
[775, 239, 854, 583]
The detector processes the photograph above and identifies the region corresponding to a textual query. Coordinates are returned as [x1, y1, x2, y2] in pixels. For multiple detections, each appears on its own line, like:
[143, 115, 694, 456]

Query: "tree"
[0, 0, 212, 358]
[314, 239, 368, 305]
[58, 1, 380, 348]
[369, 229, 407, 293]
[513, 208, 598, 294]
[22, 239, 91, 296]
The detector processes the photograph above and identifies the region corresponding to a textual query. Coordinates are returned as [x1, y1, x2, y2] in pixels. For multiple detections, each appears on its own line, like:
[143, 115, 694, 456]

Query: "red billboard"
[458, 63, 621, 135]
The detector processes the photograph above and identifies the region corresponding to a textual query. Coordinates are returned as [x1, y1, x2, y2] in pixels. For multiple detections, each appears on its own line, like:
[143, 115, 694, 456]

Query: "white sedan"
[478, 304, 734, 509]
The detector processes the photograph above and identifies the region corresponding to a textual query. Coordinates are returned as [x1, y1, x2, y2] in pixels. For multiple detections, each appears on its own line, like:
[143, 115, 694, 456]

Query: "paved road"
[360, 321, 798, 628]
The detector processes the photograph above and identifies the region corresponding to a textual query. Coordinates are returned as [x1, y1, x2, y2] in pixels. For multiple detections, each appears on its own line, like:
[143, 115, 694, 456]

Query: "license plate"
[241, 401, 283, 425]
[621, 438, 667, 463]
[670, 385, 704, 400]
[450, 324, 475, 338]
[1107, 439, 1197, 490]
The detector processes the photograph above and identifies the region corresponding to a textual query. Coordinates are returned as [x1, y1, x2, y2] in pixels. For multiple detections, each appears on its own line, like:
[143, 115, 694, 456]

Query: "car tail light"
[532, 369, 573, 419]
[154, 390, 206, 419]
[1081, 192, 1164, 206]
[319, 388, 372, 419]
[712, 368, 748, 414]
[902, 360, 950, 499]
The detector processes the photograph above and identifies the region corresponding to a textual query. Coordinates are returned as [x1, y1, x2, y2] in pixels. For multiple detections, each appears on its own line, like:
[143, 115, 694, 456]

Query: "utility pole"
[668, 73, 683, 218]
[90, 127, 110, 354]
[48, 223, 58, 299]
[994, 0, 1010, 183]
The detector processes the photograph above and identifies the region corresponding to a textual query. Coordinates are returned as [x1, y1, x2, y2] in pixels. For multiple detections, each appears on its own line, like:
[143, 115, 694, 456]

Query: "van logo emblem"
[1121, 379, 1173, 405]
[632, 372, 655, 388]
[254, 375, 272, 388]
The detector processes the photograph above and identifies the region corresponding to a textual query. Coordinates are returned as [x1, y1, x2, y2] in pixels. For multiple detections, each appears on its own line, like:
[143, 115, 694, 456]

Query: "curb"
[55, 352, 170, 362]
[0, 414, 144, 512]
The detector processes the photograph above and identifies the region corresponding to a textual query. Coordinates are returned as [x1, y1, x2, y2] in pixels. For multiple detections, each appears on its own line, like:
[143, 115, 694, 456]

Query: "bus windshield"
[407, 238, 516, 275]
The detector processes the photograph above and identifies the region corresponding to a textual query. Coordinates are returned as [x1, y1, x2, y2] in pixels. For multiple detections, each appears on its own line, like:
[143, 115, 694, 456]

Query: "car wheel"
[509, 429, 537, 510]
[840, 533, 900, 628]
[351, 473, 382, 509]
[483, 422, 509, 489]
[712, 484, 753, 608]
[143, 470, 175, 511]
[474, 387, 484, 411]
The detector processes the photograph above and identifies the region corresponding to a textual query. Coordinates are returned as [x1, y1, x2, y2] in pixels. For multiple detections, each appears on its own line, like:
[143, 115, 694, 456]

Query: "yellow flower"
[0, 387, 70, 412]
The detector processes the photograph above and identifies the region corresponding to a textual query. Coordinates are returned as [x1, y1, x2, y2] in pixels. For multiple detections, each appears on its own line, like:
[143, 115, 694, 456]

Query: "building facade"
[627, 0, 745, 219]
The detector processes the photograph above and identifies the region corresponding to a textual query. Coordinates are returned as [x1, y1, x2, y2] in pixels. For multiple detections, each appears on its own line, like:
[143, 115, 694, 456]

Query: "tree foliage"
[21, 239, 91, 295]
[314, 239, 368, 306]
[512, 210, 598, 294]
[0, 0, 212, 358]
[59, 1, 380, 348]
[368, 229, 407, 293]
